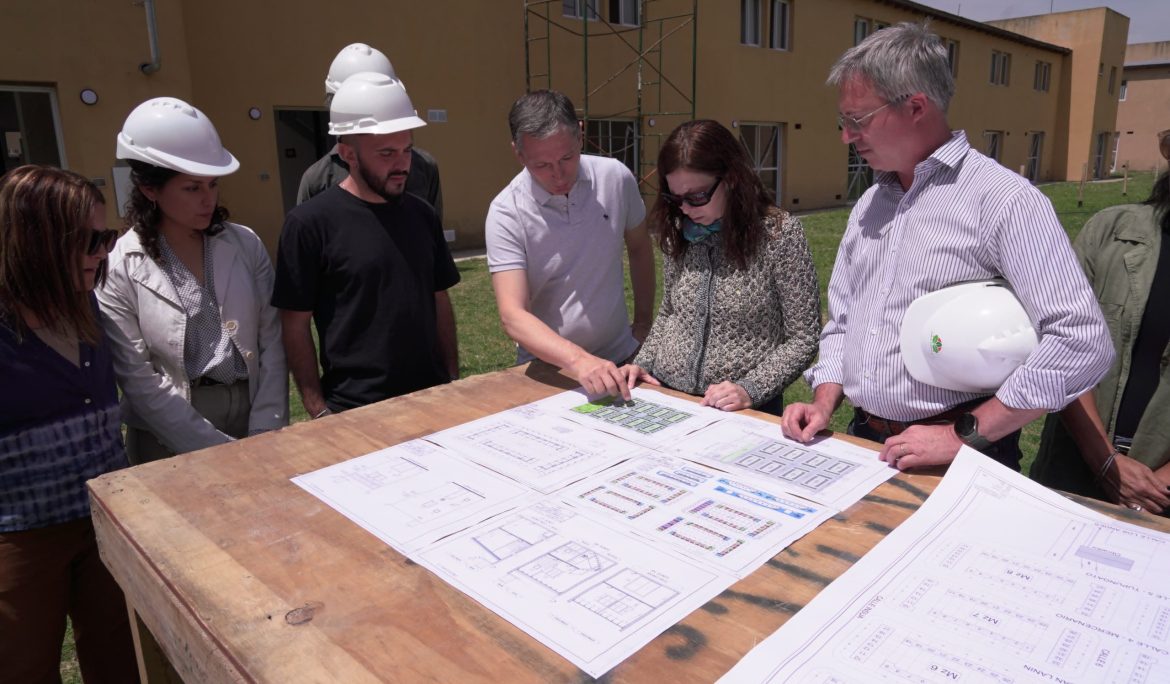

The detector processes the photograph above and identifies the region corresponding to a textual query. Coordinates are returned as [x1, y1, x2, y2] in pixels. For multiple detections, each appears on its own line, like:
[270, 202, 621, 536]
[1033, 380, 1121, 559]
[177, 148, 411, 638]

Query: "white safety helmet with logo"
[115, 97, 239, 176]
[325, 43, 396, 95]
[328, 72, 426, 137]
[900, 279, 1038, 394]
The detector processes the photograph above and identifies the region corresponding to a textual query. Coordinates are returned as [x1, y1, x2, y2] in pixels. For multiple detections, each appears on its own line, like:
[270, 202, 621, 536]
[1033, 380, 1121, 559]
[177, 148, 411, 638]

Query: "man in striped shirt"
[781, 22, 1113, 472]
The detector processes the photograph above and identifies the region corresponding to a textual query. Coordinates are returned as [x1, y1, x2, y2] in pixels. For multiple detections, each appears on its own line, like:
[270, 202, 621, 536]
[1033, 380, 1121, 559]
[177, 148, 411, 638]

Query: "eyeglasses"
[837, 94, 911, 132]
[661, 177, 722, 207]
[86, 229, 118, 256]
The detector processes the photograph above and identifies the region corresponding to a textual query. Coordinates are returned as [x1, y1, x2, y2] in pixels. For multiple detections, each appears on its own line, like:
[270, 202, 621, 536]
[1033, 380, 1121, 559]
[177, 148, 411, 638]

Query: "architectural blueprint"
[425, 402, 646, 493]
[668, 414, 897, 509]
[539, 387, 727, 448]
[718, 447, 1170, 683]
[559, 454, 835, 577]
[413, 498, 731, 678]
[291, 439, 534, 554]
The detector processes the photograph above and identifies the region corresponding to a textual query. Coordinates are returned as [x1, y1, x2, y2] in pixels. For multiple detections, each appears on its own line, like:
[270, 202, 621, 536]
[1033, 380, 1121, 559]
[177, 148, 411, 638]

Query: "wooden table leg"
[127, 600, 184, 684]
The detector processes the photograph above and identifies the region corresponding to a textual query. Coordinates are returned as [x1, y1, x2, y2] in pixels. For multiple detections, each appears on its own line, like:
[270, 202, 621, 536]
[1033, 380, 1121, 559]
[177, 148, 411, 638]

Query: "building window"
[1119, 80, 1128, 100]
[739, 123, 783, 204]
[990, 51, 1011, 86]
[584, 119, 638, 175]
[0, 86, 66, 174]
[854, 18, 869, 46]
[1025, 132, 1044, 182]
[741, 0, 762, 46]
[1110, 132, 1121, 173]
[1033, 61, 1051, 92]
[769, 0, 790, 51]
[1108, 66, 1117, 94]
[564, 0, 599, 20]
[983, 130, 1003, 162]
[945, 39, 959, 78]
[609, 0, 639, 26]
[874, 21, 889, 30]
[1093, 131, 1109, 178]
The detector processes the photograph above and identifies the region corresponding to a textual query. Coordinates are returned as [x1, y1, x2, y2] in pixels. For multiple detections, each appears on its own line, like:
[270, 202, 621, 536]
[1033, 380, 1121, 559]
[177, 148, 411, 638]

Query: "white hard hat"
[116, 97, 239, 176]
[900, 279, 1038, 394]
[326, 43, 396, 95]
[328, 72, 426, 137]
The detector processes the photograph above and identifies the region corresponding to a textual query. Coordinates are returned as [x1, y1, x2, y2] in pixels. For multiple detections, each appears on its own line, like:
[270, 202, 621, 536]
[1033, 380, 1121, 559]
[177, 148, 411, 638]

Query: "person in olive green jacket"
[1032, 155, 1170, 515]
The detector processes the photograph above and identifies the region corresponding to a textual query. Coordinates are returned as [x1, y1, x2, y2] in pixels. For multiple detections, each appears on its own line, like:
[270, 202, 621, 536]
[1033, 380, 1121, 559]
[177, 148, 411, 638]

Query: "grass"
[63, 171, 1155, 682]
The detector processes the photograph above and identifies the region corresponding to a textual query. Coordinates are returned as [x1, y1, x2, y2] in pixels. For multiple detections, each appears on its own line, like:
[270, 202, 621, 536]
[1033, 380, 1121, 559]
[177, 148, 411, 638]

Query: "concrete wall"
[1116, 42, 1170, 175]
[0, 0, 195, 230]
[989, 7, 1129, 180]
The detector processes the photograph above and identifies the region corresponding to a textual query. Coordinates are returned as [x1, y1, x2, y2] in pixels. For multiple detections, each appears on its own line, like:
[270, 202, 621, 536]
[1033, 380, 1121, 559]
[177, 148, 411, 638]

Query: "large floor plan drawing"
[719, 449, 1170, 684]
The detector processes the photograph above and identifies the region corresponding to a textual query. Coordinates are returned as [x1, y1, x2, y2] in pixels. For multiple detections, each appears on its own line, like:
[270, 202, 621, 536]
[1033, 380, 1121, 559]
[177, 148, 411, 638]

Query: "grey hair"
[827, 21, 955, 112]
[508, 90, 579, 148]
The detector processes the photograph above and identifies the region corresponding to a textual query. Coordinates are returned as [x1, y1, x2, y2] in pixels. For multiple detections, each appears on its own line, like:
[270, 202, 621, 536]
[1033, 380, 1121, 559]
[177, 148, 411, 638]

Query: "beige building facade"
[988, 6, 1129, 181]
[0, 1, 1130, 251]
[1116, 41, 1170, 174]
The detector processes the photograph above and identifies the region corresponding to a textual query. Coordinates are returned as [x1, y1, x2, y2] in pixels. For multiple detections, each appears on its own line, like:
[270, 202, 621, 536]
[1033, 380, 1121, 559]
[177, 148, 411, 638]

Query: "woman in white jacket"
[98, 97, 287, 462]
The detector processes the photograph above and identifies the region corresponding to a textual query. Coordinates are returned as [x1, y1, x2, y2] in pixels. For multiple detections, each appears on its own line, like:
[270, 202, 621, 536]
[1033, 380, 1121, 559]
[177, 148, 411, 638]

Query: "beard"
[354, 149, 408, 202]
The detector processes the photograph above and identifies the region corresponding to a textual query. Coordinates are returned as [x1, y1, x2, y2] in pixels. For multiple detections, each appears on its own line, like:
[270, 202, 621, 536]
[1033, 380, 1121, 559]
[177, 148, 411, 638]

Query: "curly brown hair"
[649, 120, 775, 270]
[0, 165, 108, 343]
[124, 160, 229, 261]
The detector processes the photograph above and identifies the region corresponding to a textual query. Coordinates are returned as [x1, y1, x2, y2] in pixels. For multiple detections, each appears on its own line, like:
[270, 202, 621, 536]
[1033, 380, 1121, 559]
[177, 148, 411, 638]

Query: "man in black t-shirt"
[273, 73, 459, 417]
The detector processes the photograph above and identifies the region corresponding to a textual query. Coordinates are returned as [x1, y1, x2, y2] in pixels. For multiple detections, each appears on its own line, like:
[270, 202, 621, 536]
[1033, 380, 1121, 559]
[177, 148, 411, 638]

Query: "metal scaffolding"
[523, 0, 698, 192]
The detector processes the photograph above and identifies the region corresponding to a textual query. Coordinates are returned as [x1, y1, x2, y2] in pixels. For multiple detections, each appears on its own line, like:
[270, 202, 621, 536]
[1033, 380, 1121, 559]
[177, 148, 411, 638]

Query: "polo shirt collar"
[527, 155, 594, 206]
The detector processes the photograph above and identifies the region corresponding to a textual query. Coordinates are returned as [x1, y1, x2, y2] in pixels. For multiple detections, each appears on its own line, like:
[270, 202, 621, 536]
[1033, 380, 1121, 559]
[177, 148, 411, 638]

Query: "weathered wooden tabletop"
[89, 363, 1170, 683]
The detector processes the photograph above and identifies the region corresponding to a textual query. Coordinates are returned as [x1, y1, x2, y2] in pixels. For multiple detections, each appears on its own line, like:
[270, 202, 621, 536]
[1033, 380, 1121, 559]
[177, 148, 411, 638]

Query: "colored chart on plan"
[570, 396, 694, 435]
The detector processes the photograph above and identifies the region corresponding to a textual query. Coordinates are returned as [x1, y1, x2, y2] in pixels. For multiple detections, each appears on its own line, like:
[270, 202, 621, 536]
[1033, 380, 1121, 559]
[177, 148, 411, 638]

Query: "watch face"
[955, 413, 977, 437]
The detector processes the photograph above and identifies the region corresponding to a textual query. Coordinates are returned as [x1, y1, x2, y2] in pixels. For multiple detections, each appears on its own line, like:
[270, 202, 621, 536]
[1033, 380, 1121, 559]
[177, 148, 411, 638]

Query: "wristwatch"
[953, 413, 993, 452]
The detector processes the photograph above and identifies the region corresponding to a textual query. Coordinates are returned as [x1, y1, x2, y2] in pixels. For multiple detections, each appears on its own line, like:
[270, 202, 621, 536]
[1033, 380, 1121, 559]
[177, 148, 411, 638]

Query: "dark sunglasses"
[661, 177, 722, 207]
[86, 229, 118, 256]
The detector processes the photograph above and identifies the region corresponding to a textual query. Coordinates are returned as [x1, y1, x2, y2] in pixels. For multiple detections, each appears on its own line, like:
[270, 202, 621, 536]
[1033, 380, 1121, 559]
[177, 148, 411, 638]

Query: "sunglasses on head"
[661, 177, 723, 207]
[86, 229, 118, 256]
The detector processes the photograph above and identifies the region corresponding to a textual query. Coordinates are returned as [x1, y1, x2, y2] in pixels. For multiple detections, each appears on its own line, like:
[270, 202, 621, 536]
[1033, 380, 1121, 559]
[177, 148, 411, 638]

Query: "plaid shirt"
[0, 306, 128, 532]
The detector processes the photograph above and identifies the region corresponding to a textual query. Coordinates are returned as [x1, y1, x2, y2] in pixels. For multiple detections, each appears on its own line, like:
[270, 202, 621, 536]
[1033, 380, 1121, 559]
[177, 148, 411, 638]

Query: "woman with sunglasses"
[0, 166, 139, 681]
[621, 120, 820, 414]
[98, 97, 287, 462]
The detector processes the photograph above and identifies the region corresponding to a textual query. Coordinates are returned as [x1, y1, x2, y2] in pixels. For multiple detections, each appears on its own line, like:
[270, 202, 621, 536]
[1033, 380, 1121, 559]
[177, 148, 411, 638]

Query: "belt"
[191, 376, 226, 387]
[1113, 435, 1134, 455]
[854, 399, 984, 440]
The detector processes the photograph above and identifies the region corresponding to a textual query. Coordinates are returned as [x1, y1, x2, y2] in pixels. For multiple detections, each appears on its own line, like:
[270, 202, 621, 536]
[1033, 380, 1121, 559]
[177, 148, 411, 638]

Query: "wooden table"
[89, 364, 1170, 683]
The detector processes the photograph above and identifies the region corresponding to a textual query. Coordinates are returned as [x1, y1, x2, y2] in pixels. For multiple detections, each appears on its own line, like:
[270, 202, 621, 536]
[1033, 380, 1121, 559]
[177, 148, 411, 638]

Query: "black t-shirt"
[272, 186, 460, 410]
[1115, 230, 1170, 438]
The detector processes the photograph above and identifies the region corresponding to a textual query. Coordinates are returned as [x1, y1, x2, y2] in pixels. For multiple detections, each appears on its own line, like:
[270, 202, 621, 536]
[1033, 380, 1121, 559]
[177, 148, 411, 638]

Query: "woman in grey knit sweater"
[621, 120, 821, 415]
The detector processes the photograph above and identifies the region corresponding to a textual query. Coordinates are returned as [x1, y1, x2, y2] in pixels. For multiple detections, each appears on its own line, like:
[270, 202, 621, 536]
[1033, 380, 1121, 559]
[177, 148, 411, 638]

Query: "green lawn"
[62, 171, 1155, 681]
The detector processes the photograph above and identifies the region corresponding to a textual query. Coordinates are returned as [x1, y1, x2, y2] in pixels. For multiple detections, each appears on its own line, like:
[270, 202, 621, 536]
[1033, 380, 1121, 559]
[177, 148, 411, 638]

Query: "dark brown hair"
[0, 165, 108, 343]
[650, 120, 774, 269]
[124, 160, 229, 261]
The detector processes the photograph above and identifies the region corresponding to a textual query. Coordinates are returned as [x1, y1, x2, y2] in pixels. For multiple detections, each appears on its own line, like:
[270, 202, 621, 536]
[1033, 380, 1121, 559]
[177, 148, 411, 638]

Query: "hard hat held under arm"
[328, 72, 426, 137]
[900, 279, 1038, 394]
[115, 97, 239, 177]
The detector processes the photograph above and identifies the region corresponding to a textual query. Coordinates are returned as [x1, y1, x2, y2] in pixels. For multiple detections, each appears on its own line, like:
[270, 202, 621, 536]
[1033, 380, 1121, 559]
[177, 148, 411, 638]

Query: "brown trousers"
[0, 517, 140, 683]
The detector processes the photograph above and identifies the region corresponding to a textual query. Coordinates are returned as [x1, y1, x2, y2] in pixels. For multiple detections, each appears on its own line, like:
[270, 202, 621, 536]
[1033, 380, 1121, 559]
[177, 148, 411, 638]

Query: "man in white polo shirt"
[486, 90, 655, 399]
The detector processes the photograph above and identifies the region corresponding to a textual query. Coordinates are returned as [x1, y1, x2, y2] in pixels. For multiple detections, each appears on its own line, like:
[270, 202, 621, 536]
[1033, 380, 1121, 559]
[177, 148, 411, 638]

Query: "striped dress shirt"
[805, 131, 1113, 421]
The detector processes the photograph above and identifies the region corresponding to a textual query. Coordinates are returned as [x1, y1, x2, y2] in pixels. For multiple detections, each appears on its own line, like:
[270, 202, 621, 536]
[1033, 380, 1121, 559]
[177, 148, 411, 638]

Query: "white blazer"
[97, 222, 288, 454]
